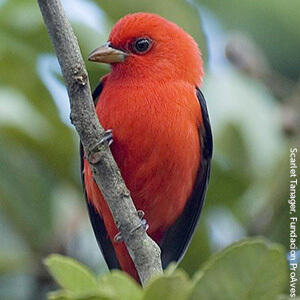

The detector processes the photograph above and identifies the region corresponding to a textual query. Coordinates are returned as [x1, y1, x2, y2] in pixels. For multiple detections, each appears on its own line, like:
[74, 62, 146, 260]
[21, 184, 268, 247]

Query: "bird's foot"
[130, 210, 149, 234]
[100, 129, 113, 146]
[88, 129, 113, 164]
[114, 232, 123, 243]
[113, 210, 149, 243]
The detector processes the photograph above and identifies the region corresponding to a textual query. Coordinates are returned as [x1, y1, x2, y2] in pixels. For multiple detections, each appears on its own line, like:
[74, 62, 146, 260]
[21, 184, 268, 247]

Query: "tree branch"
[37, 0, 162, 285]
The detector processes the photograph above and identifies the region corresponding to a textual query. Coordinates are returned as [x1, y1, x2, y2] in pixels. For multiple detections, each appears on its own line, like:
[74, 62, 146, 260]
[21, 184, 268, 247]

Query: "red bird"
[81, 13, 212, 281]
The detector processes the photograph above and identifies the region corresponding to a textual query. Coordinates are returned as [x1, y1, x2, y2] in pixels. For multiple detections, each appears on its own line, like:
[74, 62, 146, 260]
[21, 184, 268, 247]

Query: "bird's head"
[88, 13, 203, 85]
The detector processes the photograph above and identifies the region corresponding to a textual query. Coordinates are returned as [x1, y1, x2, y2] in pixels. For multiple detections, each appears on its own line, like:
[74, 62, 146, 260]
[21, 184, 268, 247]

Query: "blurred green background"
[0, 0, 299, 299]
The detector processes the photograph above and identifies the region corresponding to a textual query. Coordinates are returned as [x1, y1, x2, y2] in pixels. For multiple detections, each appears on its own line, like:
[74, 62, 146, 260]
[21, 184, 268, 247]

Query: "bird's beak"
[88, 42, 127, 64]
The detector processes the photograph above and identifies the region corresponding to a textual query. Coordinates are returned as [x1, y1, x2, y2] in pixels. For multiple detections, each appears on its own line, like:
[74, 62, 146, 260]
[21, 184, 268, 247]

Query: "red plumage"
[82, 13, 212, 281]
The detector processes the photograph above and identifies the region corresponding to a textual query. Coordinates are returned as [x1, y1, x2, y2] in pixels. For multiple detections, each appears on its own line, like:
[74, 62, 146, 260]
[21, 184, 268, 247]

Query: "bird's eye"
[132, 38, 152, 54]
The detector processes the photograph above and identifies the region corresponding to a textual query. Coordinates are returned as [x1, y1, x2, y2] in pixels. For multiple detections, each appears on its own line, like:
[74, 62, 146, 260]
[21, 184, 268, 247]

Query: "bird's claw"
[114, 232, 123, 243]
[130, 210, 149, 234]
[100, 129, 113, 146]
[88, 129, 113, 164]
[113, 210, 149, 243]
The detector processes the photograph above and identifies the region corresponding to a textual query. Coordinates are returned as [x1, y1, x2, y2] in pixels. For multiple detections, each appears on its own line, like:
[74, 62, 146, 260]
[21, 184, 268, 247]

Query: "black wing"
[80, 81, 120, 270]
[160, 87, 213, 268]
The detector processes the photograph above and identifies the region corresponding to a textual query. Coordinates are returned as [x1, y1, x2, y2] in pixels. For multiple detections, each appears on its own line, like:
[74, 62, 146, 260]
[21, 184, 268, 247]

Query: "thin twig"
[37, 0, 162, 285]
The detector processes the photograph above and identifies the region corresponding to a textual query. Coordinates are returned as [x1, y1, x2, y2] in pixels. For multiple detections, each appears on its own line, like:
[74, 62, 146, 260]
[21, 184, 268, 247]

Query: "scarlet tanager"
[81, 13, 213, 281]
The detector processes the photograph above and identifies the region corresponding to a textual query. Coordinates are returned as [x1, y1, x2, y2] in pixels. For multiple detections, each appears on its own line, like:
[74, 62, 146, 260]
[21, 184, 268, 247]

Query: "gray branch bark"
[37, 0, 162, 285]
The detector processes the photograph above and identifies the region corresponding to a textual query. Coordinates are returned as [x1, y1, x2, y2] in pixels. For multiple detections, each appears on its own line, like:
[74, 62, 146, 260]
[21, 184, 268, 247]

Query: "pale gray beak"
[88, 42, 127, 64]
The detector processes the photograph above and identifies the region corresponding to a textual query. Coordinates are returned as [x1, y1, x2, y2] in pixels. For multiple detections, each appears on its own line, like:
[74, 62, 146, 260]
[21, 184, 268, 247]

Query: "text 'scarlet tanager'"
[81, 12, 213, 281]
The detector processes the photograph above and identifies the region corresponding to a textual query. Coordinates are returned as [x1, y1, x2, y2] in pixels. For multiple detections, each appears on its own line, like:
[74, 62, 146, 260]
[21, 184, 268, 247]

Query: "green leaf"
[163, 263, 177, 276]
[45, 255, 99, 294]
[48, 291, 72, 300]
[97, 270, 143, 300]
[48, 290, 110, 300]
[47, 270, 142, 300]
[144, 269, 192, 300]
[190, 238, 288, 300]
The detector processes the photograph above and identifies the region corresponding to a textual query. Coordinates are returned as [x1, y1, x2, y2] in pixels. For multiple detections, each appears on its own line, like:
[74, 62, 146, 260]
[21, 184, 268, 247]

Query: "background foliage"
[0, 0, 299, 299]
[45, 238, 289, 300]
